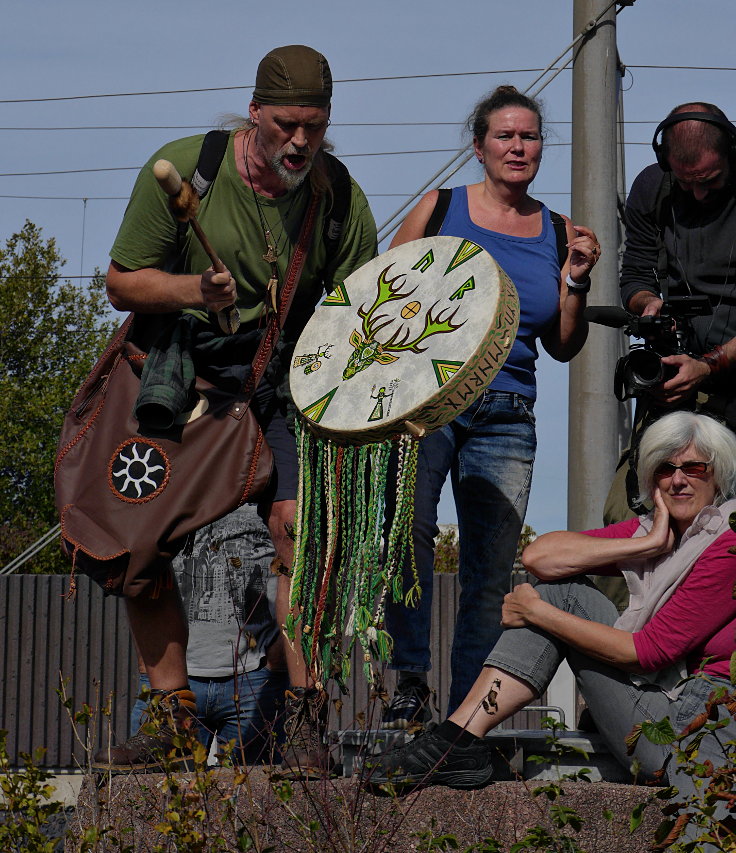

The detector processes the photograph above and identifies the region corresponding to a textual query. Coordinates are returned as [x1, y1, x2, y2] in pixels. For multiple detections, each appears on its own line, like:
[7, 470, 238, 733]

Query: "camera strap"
[625, 398, 658, 516]
[653, 172, 675, 300]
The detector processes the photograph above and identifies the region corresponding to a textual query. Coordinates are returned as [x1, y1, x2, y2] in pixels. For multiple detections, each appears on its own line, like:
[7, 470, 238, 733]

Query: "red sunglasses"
[654, 461, 710, 480]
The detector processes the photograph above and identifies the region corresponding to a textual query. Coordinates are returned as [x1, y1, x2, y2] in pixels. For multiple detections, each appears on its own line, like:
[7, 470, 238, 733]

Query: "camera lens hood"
[623, 348, 665, 397]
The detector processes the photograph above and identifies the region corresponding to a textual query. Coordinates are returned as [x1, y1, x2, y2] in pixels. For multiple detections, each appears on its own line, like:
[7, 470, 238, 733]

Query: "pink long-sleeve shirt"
[586, 518, 736, 680]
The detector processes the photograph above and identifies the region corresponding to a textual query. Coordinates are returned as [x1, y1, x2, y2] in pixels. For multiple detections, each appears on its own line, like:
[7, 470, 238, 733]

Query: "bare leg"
[125, 583, 188, 691]
[94, 583, 196, 769]
[267, 498, 312, 689]
[448, 665, 537, 738]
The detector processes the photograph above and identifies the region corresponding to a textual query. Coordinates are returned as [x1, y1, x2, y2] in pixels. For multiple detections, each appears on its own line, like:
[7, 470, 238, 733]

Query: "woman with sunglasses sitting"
[366, 411, 736, 818]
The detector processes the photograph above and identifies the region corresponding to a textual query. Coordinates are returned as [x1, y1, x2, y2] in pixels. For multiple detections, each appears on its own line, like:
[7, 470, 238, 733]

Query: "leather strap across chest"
[230, 189, 322, 420]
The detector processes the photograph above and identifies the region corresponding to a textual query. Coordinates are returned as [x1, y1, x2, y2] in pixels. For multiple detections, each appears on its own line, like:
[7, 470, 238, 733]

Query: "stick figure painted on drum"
[292, 343, 333, 374]
[368, 379, 399, 422]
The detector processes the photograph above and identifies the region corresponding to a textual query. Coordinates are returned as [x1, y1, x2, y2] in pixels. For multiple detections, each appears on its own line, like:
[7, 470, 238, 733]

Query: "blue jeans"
[385, 390, 536, 715]
[487, 578, 736, 851]
[132, 666, 289, 764]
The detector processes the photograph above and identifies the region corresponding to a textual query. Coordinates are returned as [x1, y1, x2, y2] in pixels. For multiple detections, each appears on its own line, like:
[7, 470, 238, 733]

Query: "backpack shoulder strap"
[190, 130, 230, 199]
[548, 210, 568, 270]
[321, 151, 352, 257]
[423, 188, 452, 238]
[175, 130, 230, 247]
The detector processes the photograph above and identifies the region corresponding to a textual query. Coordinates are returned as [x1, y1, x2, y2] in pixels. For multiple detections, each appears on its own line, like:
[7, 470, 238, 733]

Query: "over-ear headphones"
[652, 111, 736, 171]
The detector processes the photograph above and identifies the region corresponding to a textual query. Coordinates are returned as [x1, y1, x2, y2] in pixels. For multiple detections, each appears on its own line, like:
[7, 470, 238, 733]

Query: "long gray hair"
[637, 411, 736, 505]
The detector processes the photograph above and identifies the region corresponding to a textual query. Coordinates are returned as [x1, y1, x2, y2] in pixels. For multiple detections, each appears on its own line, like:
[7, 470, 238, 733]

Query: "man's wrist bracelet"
[565, 273, 591, 294]
[701, 345, 730, 374]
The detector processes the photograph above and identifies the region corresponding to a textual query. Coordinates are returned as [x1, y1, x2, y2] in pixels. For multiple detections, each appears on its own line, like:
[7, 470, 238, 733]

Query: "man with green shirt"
[93, 44, 377, 778]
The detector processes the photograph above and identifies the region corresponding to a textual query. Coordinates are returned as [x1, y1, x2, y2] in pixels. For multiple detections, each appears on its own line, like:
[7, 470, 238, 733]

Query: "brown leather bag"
[55, 192, 320, 597]
[54, 314, 273, 596]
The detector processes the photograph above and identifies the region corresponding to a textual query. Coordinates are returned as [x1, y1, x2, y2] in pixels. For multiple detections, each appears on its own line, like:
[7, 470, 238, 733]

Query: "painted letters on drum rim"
[299, 271, 519, 445]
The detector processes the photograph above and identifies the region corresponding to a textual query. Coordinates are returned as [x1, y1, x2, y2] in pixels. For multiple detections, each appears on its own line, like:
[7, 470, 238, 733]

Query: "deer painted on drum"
[342, 264, 465, 380]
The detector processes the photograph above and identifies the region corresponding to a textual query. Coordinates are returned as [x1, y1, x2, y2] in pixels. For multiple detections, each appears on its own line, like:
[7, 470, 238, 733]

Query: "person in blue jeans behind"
[383, 85, 599, 726]
[131, 503, 288, 764]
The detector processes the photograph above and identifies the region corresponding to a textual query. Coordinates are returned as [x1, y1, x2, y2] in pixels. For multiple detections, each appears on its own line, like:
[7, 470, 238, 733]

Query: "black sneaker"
[362, 725, 495, 792]
[382, 678, 433, 730]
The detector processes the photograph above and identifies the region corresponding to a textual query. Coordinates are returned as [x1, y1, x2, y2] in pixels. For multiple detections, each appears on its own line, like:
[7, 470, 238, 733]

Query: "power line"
[4, 141, 659, 181]
[0, 70, 558, 104]
[0, 122, 465, 130]
[0, 194, 129, 200]
[0, 274, 105, 281]
[2, 64, 734, 106]
[0, 119, 683, 133]
[0, 167, 140, 177]
[0, 190, 574, 203]
[627, 64, 736, 71]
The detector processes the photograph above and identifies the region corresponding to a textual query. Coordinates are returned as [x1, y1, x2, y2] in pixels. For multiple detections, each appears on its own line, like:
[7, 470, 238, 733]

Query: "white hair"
[637, 411, 736, 504]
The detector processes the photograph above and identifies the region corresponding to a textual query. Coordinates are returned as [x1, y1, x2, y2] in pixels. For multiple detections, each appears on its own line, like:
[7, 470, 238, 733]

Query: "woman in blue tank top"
[382, 86, 601, 727]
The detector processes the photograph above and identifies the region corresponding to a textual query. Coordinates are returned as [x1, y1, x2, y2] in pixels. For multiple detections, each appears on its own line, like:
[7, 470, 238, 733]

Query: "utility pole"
[568, 0, 625, 532]
[549, 2, 625, 723]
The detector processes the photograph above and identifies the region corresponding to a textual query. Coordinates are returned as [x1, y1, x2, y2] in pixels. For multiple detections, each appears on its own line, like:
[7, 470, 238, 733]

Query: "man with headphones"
[602, 102, 736, 532]
[620, 102, 736, 415]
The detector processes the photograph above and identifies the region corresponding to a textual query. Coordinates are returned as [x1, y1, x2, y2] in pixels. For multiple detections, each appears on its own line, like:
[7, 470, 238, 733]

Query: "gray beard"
[269, 152, 312, 190]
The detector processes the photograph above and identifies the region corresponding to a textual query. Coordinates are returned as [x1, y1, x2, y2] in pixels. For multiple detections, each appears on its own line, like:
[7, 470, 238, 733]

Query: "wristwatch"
[565, 273, 591, 294]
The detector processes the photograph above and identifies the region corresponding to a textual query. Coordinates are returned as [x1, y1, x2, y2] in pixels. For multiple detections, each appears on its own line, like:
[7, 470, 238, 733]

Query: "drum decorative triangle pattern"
[444, 239, 484, 273]
[320, 282, 351, 306]
[432, 359, 464, 387]
[301, 387, 338, 423]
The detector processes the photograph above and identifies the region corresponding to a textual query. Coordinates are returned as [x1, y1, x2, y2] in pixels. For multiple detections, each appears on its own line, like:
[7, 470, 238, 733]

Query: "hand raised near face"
[567, 225, 601, 283]
[646, 487, 676, 556]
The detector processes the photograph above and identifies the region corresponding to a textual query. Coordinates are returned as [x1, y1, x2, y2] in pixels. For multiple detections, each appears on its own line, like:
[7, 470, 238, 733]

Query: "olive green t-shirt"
[110, 132, 377, 344]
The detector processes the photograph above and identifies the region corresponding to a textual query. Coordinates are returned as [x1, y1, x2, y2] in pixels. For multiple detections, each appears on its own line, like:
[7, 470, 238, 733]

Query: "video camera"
[584, 295, 711, 401]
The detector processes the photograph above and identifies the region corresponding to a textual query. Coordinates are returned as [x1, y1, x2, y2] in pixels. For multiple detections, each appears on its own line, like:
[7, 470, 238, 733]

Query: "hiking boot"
[278, 687, 335, 779]
[92, 688, 198, 773]
[382, 677, 433, 730]
[362, 722, 495, 792]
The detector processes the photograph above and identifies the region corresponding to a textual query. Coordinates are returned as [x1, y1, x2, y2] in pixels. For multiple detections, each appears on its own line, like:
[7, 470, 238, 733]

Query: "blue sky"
[2, 0, 734, 534]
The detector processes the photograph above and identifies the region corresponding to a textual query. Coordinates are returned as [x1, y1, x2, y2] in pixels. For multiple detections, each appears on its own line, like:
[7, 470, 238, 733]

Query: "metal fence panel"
[0, 575, 138, 768]
[1, 573, 548, 768]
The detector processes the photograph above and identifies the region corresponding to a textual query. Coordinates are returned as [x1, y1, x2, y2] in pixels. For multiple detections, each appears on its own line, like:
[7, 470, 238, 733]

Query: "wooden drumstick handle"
[153, 159, 240, 334]
[152, 158, 182, 197]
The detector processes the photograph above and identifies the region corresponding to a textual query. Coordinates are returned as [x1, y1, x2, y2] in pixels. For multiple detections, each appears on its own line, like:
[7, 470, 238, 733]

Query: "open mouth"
[283, 153, 308, 171]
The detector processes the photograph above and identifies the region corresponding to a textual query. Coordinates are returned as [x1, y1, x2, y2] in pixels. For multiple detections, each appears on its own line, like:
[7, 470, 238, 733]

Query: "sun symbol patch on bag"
[108, 437, 171, 502]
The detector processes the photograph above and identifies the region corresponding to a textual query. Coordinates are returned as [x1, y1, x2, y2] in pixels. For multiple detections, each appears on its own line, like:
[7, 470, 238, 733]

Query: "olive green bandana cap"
[253, 45, 332, 107]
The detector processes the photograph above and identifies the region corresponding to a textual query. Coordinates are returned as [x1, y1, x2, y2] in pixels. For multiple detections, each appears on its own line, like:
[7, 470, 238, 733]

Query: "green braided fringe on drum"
[287, 417, 420, 688]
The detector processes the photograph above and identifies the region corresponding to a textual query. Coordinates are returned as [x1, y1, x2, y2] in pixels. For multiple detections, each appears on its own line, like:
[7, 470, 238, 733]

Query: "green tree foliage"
[433, 524, 536, 574]
[0, 221, 117, 573]
[433, 526, 461, 574]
